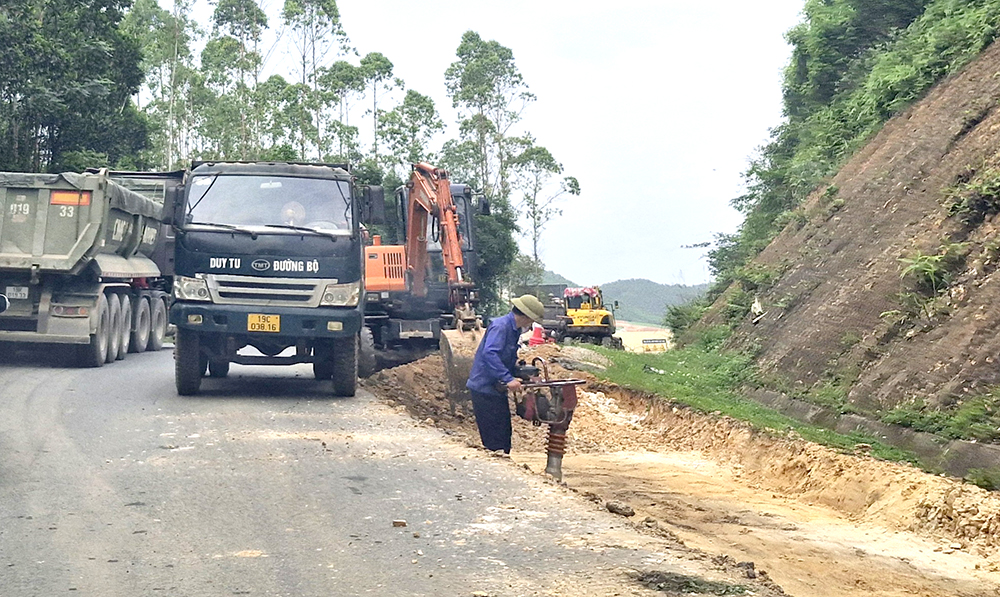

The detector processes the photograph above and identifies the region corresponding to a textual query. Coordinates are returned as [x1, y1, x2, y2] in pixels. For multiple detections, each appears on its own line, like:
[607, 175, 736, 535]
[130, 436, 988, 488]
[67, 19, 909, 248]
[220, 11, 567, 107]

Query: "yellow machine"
[560, 287, 622, 349]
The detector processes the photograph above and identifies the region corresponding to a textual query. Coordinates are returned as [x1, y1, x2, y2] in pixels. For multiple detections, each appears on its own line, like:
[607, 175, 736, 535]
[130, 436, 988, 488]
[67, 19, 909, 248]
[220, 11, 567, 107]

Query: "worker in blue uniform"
[466, 294, 546, 453]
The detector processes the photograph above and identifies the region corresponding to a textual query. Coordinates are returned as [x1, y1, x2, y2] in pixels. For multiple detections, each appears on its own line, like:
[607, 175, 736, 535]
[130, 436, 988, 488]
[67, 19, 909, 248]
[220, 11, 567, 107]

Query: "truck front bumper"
[170, 302, 362, 338]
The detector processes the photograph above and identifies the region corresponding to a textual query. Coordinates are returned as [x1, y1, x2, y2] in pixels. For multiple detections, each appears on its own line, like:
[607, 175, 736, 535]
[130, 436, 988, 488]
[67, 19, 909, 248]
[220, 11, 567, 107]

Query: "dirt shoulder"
[364, 344, 1000, 597]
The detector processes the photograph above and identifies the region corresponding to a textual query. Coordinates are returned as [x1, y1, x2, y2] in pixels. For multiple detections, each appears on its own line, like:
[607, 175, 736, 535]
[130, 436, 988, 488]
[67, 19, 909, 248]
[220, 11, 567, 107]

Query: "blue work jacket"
[466, 311, 523, 397]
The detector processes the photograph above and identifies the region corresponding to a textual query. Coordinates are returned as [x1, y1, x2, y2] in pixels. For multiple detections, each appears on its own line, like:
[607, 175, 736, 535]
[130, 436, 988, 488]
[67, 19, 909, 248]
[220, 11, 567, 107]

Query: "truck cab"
[169, 161, 374, 396]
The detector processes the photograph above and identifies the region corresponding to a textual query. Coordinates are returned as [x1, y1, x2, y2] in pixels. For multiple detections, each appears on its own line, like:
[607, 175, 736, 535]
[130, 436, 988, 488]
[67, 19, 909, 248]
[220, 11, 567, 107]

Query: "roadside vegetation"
[708, 0, 1000, 299]
[592, 327, 917, 465]
[659, 289, 1000, 488]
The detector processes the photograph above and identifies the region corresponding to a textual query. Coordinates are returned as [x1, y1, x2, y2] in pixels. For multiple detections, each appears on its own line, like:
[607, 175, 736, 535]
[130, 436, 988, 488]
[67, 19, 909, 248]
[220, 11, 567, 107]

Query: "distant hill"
[601, 279, 709, 326]
[541, 270, 576, 286]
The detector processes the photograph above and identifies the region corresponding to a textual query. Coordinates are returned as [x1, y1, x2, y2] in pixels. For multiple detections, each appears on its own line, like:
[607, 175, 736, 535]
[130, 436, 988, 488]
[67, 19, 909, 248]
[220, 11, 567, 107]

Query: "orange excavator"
[363, 163, 484, 394]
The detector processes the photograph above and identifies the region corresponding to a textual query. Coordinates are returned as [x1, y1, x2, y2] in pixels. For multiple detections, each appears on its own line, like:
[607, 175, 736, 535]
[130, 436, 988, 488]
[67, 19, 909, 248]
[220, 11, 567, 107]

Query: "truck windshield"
[186, 175, 353, 233]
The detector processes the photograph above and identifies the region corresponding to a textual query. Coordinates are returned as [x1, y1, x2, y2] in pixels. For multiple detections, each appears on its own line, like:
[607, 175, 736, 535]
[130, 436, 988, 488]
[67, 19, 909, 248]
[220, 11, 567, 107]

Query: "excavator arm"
[405, 162, 467, 297]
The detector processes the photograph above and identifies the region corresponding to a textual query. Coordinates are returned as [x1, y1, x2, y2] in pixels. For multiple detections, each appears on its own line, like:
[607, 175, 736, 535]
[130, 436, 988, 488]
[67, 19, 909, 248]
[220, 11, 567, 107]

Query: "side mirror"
[478, 197, 491, 216]
[0, 294, 8, 314]
[614, 301, 619, 310]
[363, 185, 385, 225]
[161, 186, 181, 226]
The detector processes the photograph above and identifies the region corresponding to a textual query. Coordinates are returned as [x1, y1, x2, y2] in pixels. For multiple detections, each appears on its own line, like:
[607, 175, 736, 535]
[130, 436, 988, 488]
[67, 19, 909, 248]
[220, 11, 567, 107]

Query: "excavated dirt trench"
[363, 345, 1000, 597]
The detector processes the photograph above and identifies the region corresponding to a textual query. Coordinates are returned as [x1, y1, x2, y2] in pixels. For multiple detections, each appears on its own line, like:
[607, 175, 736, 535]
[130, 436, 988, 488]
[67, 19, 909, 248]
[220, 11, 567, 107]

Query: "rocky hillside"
[702, 39, 1000, 419]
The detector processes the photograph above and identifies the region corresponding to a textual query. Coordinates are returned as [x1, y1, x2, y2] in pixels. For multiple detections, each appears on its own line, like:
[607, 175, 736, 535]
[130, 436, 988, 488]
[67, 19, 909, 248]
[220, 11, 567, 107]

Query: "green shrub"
[899, 242, 968, 295]
[944, 166, 1000, 226]
[723, 288, 754, 326]
[664, 299, 709, 336]
[966, 468, 1000, 491]
[882, 392, 1000, 443]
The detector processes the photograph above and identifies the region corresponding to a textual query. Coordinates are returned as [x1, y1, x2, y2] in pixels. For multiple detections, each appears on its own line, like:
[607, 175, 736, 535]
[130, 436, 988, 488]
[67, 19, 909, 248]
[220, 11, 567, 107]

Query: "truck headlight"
[320, 281, 360, 306]
[174, 275, 211, 302]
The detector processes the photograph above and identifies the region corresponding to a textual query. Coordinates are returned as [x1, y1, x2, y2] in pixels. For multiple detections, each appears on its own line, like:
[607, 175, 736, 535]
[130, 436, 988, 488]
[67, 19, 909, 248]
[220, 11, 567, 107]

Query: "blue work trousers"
[470, 390, 512, 453]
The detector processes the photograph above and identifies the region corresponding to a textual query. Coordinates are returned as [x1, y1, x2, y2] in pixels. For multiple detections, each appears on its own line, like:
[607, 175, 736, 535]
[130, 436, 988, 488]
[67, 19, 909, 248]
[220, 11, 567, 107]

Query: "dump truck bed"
[0, 171, 165, 278]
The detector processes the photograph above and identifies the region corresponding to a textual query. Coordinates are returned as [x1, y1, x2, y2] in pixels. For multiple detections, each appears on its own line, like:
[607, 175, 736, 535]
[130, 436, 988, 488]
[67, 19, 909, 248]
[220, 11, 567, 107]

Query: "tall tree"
[359, 51, 397, 168]
[317, 60, 365, 160]
[124, 0, 200, 168]
[281, 0, 347, 160]
[444, 30, 535, 201]
[377, 89, 444, 174]
[513, 144, 580, 261]
[442, 31, 540, 311]
[208, 0, 268, 158]
[0, 0, 149, 171]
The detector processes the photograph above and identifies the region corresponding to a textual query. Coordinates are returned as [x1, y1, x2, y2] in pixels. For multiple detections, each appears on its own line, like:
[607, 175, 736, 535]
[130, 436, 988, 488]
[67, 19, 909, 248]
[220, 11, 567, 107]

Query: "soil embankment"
[365, 344, 1000, 597]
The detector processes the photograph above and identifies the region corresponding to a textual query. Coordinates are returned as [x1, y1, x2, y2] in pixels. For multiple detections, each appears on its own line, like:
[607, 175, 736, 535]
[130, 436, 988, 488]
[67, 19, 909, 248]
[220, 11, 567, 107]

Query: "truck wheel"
[106, 293, 122, 364]
[77, 293, 110, 368]
[175, 327, 203, 395]
[208, 359, 230, 378]
[149, 297, 167, 351]
[359, 327, 376, 378]
[313, 343, 333, 380]
[331, 335, 358, 397]
[130, 297, 151, 353]
[117, 294, 132, 360]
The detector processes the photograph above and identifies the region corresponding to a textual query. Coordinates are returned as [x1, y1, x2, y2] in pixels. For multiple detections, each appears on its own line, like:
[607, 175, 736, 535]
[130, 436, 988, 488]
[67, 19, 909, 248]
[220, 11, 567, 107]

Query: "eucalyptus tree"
[317, 60, 366, 160]
[199, 35, 245, 158]
[124, 0, 200, 168]
[444, 30, 536, 202]
[358, 52, 398, 167]
[513, 144, 580, 261]
[443, 30, 564, 312]
[206, 0, 268, 158]
[281, 0, 348, 160]
[377, 89, 444, 175]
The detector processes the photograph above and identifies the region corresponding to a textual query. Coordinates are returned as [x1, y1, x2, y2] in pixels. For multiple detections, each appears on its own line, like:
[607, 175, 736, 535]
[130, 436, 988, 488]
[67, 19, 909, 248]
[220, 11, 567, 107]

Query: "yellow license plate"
[247, 314, 280, 333]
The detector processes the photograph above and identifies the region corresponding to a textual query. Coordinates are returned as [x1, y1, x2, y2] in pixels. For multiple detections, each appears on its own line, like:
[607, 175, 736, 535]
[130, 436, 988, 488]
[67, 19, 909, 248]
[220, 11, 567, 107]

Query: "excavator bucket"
[440, 326, 483, 413]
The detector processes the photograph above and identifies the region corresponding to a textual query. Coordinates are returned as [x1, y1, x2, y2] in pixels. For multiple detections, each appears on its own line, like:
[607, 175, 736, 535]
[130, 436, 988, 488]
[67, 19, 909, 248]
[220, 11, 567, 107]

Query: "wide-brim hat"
[511, 294, 545, 324]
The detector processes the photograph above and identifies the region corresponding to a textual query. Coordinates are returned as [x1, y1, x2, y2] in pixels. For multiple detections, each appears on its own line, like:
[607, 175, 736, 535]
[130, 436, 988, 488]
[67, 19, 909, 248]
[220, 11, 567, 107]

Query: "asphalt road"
[0, 344, 770, 597]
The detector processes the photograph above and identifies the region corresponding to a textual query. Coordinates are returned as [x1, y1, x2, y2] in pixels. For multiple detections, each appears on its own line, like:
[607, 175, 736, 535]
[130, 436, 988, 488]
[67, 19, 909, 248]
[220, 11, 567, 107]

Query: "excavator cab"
[362, 165, 480, 348]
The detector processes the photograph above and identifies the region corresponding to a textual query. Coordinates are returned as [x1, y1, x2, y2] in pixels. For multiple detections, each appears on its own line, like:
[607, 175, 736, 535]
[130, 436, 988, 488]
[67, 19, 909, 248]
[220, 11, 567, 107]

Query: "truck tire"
[208, 359, 230, 378]
[149, 297, 167, 351]
[359, 327, 376, 378]
[313, 342, 333, 380]
[331, 335, 358, 397]
[77, 293, 110, 368]
[117, 294, 132, 360]
[130, 297, 151, 353]
[106, 293, 122, 364]
[175, 327, 203, 395]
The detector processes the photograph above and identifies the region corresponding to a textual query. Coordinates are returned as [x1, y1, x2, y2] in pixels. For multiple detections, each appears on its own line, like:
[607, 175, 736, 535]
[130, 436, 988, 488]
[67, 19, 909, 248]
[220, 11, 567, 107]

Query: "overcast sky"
[183, 0, 805, 286]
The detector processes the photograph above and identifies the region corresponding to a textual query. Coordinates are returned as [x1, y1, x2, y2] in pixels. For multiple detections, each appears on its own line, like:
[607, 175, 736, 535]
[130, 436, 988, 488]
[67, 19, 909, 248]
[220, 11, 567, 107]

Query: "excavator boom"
[405, 163, 467, 297]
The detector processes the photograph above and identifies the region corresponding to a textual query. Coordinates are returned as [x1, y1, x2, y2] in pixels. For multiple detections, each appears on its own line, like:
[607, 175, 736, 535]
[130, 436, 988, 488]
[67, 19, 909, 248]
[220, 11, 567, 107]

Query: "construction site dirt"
[364, 344, 1000, 597]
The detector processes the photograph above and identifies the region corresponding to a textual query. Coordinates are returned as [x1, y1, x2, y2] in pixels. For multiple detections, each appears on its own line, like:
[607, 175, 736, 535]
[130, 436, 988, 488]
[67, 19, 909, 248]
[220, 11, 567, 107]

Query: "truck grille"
[206, 274, 326, 307]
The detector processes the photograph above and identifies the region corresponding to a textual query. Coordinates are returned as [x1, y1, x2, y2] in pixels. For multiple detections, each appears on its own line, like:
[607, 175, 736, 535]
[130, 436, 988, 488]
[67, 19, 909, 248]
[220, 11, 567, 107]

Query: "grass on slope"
[592, 340, 917, 465]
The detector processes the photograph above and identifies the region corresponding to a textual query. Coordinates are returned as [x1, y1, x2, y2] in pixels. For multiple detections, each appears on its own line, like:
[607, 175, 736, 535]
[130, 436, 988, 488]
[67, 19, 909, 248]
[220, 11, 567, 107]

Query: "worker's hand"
[506, 378, 523, 394]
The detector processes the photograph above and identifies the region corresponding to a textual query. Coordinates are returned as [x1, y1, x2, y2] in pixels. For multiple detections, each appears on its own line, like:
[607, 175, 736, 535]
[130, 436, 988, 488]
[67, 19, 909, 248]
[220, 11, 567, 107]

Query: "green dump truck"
[0, 169, 176, 366]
